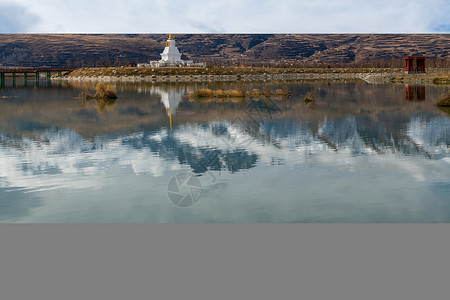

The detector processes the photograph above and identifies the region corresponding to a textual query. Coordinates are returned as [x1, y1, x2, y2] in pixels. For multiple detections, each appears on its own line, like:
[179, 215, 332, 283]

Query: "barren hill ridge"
[0, 34, 448, 67]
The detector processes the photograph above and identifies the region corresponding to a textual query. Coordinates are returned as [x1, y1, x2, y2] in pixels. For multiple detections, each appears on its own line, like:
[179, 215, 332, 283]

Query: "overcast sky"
[0, 0, 449, 33]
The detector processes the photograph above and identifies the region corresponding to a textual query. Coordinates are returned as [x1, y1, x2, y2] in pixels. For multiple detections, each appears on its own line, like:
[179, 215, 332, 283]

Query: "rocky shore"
[57, 67, 449, 85]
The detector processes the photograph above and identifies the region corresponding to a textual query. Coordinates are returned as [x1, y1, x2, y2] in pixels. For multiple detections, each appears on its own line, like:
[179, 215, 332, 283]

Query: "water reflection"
[80, 97, 117, 113]
[0, 81, 450, 222]
[405, 85, 426, 101]
[1, 83, 448, 177]
[154, 85, 184, 130]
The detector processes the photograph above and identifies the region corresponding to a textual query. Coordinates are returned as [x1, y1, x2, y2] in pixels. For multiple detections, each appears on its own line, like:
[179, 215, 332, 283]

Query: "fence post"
[0, 72, 5, 88]
[1, 72, 5, 86]
[35, 72, 40, 87]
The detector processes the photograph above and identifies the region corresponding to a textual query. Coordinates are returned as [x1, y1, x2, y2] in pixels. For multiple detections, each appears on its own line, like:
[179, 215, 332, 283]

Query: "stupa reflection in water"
[154, 86, 184, 131]
[130, 85, 259, 173]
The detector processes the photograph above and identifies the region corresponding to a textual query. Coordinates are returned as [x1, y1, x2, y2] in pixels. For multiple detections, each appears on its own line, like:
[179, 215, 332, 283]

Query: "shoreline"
[56, 67, 449, 85]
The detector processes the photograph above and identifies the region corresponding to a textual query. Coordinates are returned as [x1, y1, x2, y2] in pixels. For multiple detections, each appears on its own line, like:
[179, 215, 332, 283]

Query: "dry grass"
[436, 93, 450, 107]
[189, 88, 246, 98]
[83, 82, 117, 99]
[247, 89, 264, 97]
[93, 82, 117, 99]
[227, 89, 246, 97]
[79, 82, 118, 113]
[79, 92, 117, 114]
[188, 86, 293, 99]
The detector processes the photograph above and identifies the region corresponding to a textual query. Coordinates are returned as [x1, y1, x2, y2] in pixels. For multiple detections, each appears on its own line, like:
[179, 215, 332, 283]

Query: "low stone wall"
[59, 72, 372, 83]
[57, 70, 447, 85]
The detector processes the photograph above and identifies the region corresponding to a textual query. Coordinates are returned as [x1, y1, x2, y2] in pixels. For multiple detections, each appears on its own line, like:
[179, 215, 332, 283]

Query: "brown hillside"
[0, 34, 448, 67]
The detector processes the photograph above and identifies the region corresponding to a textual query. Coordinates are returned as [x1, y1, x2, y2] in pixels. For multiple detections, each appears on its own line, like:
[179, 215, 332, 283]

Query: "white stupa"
[160, 34, 182, 63]
[140, 34, 205, 68]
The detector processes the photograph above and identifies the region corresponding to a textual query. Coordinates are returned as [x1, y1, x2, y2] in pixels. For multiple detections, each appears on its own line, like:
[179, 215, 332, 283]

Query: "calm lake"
[1, 79, 449, 222]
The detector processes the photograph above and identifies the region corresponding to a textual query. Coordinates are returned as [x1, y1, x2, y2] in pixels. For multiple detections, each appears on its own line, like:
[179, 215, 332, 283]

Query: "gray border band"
[1, 224, 450, 300]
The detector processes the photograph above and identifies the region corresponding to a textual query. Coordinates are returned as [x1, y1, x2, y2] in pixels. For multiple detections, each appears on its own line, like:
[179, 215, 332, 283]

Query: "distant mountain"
[0, 34, 448, 67]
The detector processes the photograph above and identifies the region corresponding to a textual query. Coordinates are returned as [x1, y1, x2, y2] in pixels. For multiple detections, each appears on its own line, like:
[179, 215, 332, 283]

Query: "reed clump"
[84, 82, 118, 99]
[247, 89, 264, 97]
[436, 93, 450, 107]
[274, 86, 292, 96]
[188, 86, 292, 99]
[189, 88, 246, 98]
[79, 95, 117, 113]
[227, 89, 246, 97]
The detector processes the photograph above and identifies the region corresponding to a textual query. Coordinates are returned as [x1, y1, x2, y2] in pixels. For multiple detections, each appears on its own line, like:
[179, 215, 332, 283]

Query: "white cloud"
[1, 0, 449, 33]
[0, 2, 40, 32]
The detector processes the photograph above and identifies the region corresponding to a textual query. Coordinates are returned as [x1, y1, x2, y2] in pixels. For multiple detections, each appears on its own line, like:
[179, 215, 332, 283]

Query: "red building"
[404, 56, 426, 74]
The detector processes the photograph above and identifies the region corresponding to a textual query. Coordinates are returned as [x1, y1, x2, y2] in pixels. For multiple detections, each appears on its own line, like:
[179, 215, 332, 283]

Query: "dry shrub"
[94, 82, 117, 99]
[247, 89, 264, 97]
[275, 89, 283, 95]
[228, 89, 245, 97]
[190, 88, 246, 98]
[79, 87, 117, 113]
[196, 89, 214, 97]
[188, 87, 288, 99]
[215, 89, 226, 97]
[436, 93, 450, 107]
